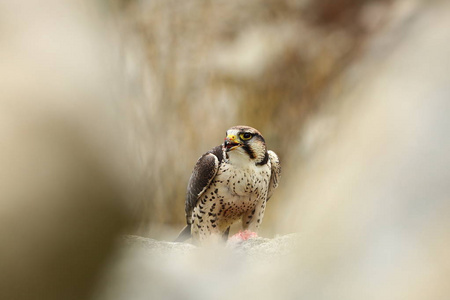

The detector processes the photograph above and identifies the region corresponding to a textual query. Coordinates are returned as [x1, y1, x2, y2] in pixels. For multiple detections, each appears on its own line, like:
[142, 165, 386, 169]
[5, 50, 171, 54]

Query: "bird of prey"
[176, 125, 280, 244]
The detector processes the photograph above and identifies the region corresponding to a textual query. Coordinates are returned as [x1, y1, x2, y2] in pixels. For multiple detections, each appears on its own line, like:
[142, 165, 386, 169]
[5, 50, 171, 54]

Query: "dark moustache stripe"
[242, 144, 256, 159]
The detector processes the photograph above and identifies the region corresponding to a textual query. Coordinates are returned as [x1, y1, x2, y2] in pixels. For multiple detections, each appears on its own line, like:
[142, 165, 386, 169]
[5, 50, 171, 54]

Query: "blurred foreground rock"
[0, 1, 132, 300]
[94, 234, 301, 300]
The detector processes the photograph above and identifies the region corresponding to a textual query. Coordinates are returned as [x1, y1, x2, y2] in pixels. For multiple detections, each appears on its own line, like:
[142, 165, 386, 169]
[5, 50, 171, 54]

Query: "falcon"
[175, 125, 281, 244]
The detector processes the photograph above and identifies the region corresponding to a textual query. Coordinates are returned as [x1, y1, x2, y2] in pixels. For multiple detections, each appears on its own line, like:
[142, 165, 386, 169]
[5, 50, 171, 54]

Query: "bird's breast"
[216, 162, 271, 197]
[191, 162, 272, 231]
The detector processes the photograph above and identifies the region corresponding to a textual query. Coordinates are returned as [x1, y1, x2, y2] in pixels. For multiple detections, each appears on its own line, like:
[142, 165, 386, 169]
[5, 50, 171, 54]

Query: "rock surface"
[94, 234, 301, 300]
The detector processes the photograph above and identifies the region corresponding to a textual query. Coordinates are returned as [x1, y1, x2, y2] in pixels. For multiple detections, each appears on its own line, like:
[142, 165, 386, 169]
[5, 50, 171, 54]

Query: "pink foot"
[229, 230, 258, 242]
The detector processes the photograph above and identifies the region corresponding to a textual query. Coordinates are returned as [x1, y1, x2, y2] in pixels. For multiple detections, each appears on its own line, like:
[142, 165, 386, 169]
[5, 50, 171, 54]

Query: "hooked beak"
[223, 134, 242, 152]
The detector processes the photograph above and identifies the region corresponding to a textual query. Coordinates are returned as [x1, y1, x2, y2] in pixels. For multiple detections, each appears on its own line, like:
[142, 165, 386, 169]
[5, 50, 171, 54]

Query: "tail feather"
[222, 227, 230, 241]
[174, 225, 191, 242]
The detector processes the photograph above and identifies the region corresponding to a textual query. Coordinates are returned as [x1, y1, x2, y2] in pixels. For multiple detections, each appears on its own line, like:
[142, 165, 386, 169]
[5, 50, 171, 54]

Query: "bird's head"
[223, 125, 268, 165]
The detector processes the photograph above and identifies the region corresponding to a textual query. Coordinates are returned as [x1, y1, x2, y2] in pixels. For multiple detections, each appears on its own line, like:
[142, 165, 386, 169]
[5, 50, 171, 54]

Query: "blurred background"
[116, 0, 393, 237]
[1, 0, 449, 299]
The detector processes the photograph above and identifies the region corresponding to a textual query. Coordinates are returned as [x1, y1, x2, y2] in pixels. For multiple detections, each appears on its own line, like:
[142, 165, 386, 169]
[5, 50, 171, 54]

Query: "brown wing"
[185, 145, 223, 225]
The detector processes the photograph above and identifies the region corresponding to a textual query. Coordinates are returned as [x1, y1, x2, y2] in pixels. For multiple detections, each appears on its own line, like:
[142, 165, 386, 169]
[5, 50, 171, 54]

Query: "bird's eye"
[240, 132, 252, 141]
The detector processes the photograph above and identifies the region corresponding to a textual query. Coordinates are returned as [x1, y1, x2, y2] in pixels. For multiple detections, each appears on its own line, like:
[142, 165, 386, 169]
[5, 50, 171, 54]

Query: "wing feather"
[185, 145, 223, 224]
[266, 150, 281, 201]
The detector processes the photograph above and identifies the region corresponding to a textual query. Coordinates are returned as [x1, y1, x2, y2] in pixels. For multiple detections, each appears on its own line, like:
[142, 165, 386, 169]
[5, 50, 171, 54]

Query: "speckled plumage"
[176, 126, 281, 244]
